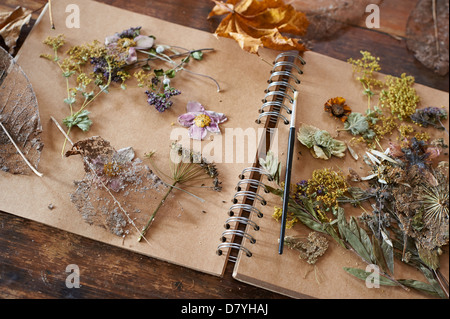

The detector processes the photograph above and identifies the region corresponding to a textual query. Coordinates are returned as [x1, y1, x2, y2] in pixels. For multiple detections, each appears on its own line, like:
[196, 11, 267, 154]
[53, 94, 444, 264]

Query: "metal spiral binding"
[259, 100, 292, 115]
[272, 60, 303, 74]
[217, 51, 305, 263]
[228, 203, 263, 218]
[224, 216, 260, 231]
[274, 50, 306, 65]
[268, 70, 300, 84]
[236, 179, 269, 193]
[265, 81, 297, 94]
[263, 90, 294, 104]
[220, 229, 256, 244]
[256, 111, 290, 125]
[238, 167, 273, 181]
[232, 191, 267, 206]
[257, 52, 304, 126]
[216, 243, 252, 260]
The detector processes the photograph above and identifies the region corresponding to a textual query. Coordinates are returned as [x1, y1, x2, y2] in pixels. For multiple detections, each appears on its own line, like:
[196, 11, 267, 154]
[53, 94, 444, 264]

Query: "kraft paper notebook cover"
[0, 0, 448, 299]
[1, 0, 282, 277]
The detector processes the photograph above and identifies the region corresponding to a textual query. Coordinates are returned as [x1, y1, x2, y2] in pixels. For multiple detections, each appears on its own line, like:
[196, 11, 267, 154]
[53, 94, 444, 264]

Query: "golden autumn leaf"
[208, 0, 309, 54]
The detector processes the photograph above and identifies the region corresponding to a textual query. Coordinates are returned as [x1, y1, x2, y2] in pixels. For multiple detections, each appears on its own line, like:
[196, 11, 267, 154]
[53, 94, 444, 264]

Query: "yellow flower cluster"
[414, 131, 431, 142]
[133, 70, 152, 88]
[67, 40, 107, 62]
[398, 123, 414, 141]
[373, 114, 398, 137]
[76, 73, 92, 86]
[43, 34, 66, 51]
[380, 73, 420, 120]
[306, 168, 349, 210]
[272, 206, 298, 229]
[347, 50, 384, 88]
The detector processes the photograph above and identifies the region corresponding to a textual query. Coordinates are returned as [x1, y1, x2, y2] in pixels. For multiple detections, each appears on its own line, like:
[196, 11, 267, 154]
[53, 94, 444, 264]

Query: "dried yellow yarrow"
[43, 34, 66, 51]
[380, 73, 420, 120]
[306, 168, 349, 210]
[272, 206, 298, 229]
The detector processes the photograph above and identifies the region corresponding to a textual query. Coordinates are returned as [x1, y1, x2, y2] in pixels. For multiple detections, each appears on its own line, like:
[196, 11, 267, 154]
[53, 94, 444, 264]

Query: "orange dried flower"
[324, 97, 352, 122]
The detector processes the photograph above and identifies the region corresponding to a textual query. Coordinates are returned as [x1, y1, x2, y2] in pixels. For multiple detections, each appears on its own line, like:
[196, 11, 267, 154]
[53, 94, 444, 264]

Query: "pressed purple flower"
[105, 27, 154, 65]
[145, 88, 181, 112]
[177, 101, 227, 140]
[410, 106, 448, 130]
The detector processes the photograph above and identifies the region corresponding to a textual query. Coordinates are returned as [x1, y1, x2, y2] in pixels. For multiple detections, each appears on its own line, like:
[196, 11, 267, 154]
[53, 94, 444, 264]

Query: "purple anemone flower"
[105, 27, 154, 65]
[177, 101, 227, 140]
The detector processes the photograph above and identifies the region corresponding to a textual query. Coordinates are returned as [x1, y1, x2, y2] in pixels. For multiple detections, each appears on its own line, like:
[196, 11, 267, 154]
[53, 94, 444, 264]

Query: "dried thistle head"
[419, 163, 449, 233]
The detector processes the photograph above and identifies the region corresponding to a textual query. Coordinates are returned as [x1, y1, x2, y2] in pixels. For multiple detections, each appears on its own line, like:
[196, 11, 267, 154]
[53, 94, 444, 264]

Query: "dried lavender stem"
[0, 116, 43, 177]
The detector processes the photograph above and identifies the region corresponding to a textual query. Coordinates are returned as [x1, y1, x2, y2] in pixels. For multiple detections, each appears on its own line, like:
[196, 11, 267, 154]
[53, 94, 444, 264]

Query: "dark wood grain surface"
[1, 0, 449, 300]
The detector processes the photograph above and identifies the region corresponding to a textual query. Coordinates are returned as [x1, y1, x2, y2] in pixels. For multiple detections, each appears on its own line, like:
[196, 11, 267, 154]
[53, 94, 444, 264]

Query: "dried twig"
[0, 115, 43, 177]
[48, 0, 55, 29]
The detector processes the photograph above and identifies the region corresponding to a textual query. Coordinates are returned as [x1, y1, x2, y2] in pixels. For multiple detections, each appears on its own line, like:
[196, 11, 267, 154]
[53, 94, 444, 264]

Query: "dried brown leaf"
[0, 46, 43, 175]
[0, 6, 32, 54]
[406, 0, 449, 75]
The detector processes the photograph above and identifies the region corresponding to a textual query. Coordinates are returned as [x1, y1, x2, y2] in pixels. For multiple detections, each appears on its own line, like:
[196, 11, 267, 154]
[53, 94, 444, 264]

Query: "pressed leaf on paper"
[0, 46, 43, 175]
[208, 0, 308, 54]
[0, 6, 32, 54]
[65, 136, 170, 238]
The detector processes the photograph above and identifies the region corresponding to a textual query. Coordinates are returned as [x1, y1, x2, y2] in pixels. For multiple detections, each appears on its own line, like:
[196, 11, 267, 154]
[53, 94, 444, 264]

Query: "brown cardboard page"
[232, 50, 449, 298]
[0, 0, 280, 277]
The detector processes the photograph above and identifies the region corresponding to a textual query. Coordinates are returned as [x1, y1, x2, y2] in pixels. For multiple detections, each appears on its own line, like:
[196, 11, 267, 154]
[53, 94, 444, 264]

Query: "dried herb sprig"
[284, 232, 329, 265]
[41, 27, 219, 154]
[138, 142, 222, 241]
[410, 106, 449, 135]
[347, 51, 384, 109]
[345, 139, 449, 297]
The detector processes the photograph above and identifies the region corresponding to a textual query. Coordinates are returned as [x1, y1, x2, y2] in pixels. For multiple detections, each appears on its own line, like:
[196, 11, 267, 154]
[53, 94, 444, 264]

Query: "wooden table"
[1, 0, 448, 299]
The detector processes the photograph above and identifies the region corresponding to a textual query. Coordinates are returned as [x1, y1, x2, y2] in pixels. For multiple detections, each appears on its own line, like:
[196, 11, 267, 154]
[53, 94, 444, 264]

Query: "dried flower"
[138, 142, 222, 241]
[347, 51, 384, 101]
[324, 97, 352, 122]
[338, 112, 376, 140]
[297, 124, 347, 160]
[305, 168, 349, 211]
[284, 232, 329, 265]
[410, 106, 448, 131]
[41, 27, 218, 155]
[259, 150, 281, 184]
[177, 101, 227, 140]
[380, 73, 420, 120]
[145, 87, 181, 112]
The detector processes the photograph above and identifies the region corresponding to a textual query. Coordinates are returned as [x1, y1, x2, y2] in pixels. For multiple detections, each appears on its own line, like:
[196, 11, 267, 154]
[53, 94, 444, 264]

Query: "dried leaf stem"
[137, 181, 177, 242]
[0, 115, 43, 177]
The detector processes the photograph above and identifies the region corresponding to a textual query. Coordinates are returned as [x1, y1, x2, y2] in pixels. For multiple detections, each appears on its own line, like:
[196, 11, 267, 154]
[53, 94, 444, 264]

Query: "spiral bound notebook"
[1, 0, 448, 298]
[216, 49, 449, 299]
